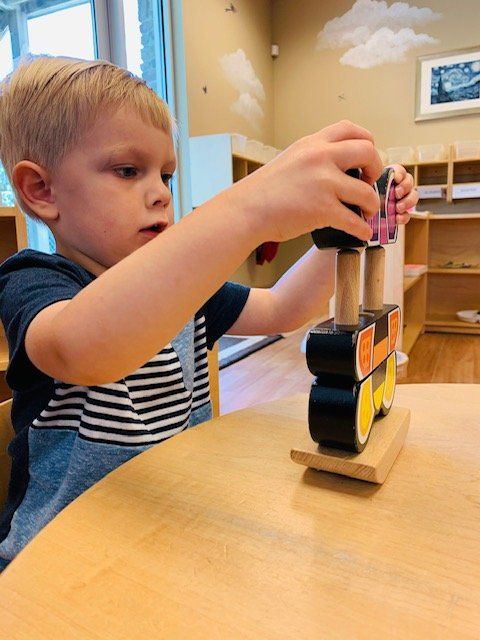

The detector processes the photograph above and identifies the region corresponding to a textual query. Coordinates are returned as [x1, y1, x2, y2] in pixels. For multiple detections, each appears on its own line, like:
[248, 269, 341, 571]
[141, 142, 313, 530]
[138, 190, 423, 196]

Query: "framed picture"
[415, 47, 480, 121]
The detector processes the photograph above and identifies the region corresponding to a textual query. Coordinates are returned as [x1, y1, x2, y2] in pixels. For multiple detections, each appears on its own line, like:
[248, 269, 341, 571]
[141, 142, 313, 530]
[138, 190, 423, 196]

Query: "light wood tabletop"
[0, 384, 479, 639]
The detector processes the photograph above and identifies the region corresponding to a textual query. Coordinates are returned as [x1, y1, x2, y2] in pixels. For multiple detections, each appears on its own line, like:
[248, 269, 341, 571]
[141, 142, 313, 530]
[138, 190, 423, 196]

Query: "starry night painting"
[431, 60, 480, 104]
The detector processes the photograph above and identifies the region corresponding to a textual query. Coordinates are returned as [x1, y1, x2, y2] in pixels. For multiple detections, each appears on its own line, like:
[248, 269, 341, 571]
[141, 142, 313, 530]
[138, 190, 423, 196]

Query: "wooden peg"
[363, 245, 385, 311]
[334, 248, 360, 326]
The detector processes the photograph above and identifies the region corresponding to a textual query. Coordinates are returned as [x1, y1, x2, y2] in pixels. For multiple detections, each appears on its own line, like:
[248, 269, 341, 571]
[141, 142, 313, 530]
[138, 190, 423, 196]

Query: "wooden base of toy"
[291, 406, 410, 484]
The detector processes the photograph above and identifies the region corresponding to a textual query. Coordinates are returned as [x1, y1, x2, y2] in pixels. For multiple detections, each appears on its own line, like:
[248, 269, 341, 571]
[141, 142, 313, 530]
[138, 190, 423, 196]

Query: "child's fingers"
[318, 120, 375, 145]
[396, 188, 419, 213]
[396, 212, 411, 225]
[331, 139, 383, 185]
[324, 201, 374, 241]
[388, 163, 407, 184]
[336, 170, 381, 218]
[394, 173, 414, 199]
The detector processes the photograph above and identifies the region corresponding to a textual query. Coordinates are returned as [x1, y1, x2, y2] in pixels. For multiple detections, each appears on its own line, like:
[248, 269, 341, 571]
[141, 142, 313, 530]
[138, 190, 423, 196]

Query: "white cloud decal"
[317, 0, 441, 69]
[231, 93, 264, 132]
[341, 27, 437, 68]
[220, 49, 265, 129]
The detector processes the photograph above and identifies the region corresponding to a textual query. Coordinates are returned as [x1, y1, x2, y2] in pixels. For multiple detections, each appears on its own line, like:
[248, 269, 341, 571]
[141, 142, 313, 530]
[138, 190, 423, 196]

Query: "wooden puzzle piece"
[309, 350, 397, 453]
[311, 167, 397, 250]
[307, 168, 400, 453]
[306, 305, 400, 381]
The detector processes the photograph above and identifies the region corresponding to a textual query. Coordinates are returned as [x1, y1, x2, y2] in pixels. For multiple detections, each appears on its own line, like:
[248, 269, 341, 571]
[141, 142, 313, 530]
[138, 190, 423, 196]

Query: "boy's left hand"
[389, 164, 418, 225]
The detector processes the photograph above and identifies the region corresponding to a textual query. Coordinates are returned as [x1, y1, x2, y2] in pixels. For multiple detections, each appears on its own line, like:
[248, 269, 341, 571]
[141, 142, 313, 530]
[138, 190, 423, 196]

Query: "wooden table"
[0, 384, 479, 639]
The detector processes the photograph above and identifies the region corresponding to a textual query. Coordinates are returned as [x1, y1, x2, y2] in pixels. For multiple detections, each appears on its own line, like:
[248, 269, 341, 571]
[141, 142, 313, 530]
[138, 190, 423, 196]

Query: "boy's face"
[50, 106, 176, 275]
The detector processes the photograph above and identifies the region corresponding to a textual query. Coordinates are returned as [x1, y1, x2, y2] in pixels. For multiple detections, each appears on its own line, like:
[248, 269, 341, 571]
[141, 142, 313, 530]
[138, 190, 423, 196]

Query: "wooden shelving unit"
[403, 273, 424, 292]
[426, 211, 480, 335]
[232, 155, 264, 181]
[403, 212, 429, 354]
[402, 148, 480, 351]
[0, 206, 28, 401]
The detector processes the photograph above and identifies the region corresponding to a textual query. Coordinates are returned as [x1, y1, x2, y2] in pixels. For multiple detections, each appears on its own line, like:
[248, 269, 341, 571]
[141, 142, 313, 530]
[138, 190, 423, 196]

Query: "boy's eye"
[114, 166, 138, 179]
[162, 173, 173, 187]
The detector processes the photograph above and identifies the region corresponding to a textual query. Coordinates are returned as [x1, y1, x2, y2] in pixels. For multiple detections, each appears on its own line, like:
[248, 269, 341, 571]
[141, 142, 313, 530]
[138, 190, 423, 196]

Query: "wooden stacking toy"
[291, 168, 410, 484]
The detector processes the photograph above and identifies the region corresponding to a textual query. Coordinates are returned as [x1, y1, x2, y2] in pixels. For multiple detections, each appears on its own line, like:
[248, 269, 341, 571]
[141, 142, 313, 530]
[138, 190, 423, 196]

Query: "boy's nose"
[148, 180, 172, 209]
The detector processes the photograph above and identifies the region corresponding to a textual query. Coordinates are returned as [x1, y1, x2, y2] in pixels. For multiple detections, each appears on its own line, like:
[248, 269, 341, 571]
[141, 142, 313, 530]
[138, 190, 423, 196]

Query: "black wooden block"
[309, 351, 397, 452]
[306, 305, 400, 381]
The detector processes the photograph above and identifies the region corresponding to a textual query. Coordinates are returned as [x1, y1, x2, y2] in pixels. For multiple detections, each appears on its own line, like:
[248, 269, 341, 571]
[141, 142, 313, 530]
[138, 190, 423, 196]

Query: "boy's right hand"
[232, 120, 383, 244]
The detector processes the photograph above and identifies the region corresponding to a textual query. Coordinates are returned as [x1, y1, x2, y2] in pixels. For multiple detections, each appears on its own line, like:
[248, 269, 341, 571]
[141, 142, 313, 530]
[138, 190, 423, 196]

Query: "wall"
[182, 0, 274, 144]
[272, 0, 480, 151]
[182, 1, 479, 294]
[182, 0, 310, 290]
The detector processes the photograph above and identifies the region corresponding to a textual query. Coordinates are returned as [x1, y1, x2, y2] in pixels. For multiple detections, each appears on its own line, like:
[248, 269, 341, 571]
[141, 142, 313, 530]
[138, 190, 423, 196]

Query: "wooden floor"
[220, 329, 480, 414]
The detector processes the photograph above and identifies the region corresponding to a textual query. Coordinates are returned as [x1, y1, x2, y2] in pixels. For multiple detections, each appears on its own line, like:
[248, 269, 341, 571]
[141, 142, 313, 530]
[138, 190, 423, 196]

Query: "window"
[0, 26, 13, 79]
[27, 1, 96, 59]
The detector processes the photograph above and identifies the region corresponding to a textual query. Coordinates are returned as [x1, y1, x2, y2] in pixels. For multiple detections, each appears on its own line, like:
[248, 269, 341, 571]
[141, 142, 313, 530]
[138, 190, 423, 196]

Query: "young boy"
[0, 56, 417, 569]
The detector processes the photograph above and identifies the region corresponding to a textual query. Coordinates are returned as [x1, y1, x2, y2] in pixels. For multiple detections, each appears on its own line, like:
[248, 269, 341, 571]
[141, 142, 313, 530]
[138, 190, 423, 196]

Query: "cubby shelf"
[425, 314, 480, 335]
[402, 146, 480, 351]
[403, 322, 424, 354]
[403, 203, 480, 352]
[0, 206, 28, 400]
[429, 212, 480, 219]
[406, 151, 480, 204]
[403, 274, 424, 292]
[428, 268, 480, 275]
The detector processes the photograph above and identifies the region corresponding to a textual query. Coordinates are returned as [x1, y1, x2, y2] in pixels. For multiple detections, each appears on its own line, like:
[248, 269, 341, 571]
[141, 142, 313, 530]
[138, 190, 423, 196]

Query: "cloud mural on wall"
[317, 0, 442, 69]
[220, 49, 265, 130]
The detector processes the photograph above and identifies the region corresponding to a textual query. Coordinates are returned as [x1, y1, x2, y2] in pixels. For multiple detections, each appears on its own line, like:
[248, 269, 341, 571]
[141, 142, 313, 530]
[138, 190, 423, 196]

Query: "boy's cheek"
[166, 203, 175, 226]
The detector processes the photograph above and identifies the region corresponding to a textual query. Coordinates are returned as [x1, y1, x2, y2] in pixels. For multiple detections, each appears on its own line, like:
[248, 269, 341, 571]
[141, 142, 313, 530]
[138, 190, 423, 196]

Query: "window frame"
[96, 0, 192, 220]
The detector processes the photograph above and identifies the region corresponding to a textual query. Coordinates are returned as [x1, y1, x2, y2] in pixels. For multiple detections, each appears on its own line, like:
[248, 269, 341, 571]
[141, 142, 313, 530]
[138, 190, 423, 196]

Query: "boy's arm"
[227, 165, 418, 336]
[227, 247, 335, 335]
[25, 121, 383, 386]
[26, 188, 261, 386]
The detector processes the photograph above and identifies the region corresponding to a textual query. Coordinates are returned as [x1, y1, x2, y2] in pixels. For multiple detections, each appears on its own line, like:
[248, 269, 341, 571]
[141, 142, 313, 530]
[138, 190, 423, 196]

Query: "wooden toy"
[291, 168, 410, 483]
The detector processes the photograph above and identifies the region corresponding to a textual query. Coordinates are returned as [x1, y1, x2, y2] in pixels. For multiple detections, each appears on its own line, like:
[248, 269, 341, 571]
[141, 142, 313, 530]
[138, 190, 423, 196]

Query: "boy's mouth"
[140, 222, 168, 236]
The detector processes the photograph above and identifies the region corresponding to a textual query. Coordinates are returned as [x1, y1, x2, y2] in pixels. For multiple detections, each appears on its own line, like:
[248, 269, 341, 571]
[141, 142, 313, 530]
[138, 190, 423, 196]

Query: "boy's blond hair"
[0, 55, 174, 219]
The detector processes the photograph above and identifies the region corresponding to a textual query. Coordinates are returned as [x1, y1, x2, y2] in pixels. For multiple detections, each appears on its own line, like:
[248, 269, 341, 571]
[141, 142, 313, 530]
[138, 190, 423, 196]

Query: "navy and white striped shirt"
[0, 250, 249, 568]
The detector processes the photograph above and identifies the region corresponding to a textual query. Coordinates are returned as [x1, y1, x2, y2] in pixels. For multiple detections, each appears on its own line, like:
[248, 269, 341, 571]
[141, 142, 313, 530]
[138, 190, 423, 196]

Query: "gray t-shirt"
[0, 249, 249, 568]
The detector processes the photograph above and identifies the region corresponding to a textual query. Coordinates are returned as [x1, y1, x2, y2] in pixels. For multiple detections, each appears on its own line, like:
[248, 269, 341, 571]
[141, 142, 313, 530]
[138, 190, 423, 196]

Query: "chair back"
[207, 343, 220, 418]
[0, 399, 13, 510]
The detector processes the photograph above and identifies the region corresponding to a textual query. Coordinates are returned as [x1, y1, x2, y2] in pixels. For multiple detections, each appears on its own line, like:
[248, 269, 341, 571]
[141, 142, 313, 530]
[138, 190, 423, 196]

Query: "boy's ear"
[11, 161, 59, 222]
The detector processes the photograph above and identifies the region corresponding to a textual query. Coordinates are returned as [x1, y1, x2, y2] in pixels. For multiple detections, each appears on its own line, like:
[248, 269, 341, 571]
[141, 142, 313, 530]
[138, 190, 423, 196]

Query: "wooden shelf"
[232, 152, 264, 164]
[403, 274, 424, 292]
[429, 268, 480, 275]
[415, 159, 449, 166]
[452, 157, 480, 163]
[402, 146, 480, 346]
[429, 212, 480, 220]
[0, 206, 26, 396]
[403, 323, 423, 354]
[417, 183, 447, 189]
[0, 208, 17, 218]
[425, 314, 480, 335]
[409, 211, 430, 220]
